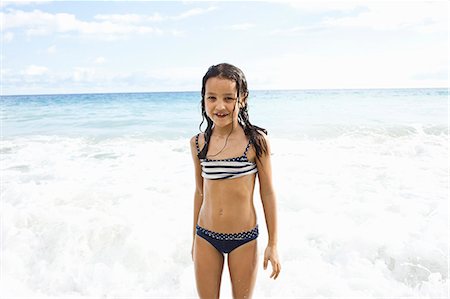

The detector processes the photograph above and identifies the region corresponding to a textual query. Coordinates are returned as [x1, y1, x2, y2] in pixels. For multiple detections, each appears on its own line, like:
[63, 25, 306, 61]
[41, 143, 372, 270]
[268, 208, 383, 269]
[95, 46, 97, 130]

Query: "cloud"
[93, 7, 217, 24]
[411, 69, 448, 81]
[171, 6, 217, 20]
[1, 6, 218, 40]
[47, 44, 56, 54]
[322, 2, 448, 33]
[0, 0, 51, 8]
[3, 32, 14, 42]
[72, 67, 96, 82]
[227, 23, 256, 31]
[1, 68, 11, 76]
[1, 9, 167, 40]
[22, 64, 48, 76]
[94, 13, 143, 23]
[246, 46, 448, 90]
[269, 24, 327, 36]
[272, 1, 448, 35]
[284, 1, 363, 12]
[94, 57, 106, 64]
[2, 65, 206, 95]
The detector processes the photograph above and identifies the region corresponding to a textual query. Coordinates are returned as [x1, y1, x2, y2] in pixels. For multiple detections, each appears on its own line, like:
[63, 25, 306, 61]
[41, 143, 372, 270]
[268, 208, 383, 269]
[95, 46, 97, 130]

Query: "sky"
[1, 0, 449, 95]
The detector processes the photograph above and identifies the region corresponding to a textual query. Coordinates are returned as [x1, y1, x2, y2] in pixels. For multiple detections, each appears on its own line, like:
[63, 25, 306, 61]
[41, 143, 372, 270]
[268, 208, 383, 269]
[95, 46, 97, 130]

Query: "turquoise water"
[2, 88, 447, 139]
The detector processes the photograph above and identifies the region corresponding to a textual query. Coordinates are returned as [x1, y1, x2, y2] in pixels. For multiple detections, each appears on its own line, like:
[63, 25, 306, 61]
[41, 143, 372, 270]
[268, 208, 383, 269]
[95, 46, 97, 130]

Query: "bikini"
[194, 133, 259, 254]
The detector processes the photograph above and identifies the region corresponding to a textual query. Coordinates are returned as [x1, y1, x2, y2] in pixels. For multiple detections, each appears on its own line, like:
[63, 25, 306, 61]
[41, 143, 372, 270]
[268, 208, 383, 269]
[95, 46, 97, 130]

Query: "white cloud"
[168, 29, 185, 37]
[94, 56, 106, 64]
[92, 7, 217, 24]
[321, 2, 448, 33]
[1, 68, 11, 76]
[3, 54, 446, 95]
[284, 1, 364, 12]
[2, 9, 51, 29]
[72, 67, 96, 82]
[94, 14, 143, 23]
[144, 66, 204, 81]
[22, 64, 48, 76]
[25, 27, 49, 36]
[2, 9, 167, 40]
[94, 13, 166, 23]
[4, 65, 205, 94]
[47, 45, 56, 54]
[172, 6, 217, 20]
[3, 32, 14, 42]
[145, 13, 166, 22]
[0, 5, 218, 41]
[1, 7, 216, 40]
[228, 23, 256, 31]
[247, 46, 448, 90]
[411, 68, 448, 81]
[0, 0, 51, 8]
[269, 24, 326, 36]
[271, 1, 448, 35]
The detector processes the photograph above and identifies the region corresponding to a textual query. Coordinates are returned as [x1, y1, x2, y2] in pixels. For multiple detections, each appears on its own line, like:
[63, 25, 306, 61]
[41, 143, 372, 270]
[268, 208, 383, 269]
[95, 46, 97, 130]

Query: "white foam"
[1, 131, 447, 297]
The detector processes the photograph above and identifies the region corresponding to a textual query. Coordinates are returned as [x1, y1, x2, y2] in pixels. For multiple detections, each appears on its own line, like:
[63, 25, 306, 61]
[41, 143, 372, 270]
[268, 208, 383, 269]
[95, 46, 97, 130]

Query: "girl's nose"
[216, 99, 226, 109]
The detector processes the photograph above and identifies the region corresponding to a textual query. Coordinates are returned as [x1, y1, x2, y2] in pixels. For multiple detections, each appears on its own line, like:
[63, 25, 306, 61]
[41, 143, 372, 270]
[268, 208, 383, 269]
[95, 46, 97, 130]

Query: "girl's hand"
[263, 245, 281, 279]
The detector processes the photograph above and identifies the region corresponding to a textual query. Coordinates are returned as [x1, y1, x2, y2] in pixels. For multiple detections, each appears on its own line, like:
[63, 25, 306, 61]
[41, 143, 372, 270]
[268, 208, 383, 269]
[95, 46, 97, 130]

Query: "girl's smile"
[214, 112, 229, 118]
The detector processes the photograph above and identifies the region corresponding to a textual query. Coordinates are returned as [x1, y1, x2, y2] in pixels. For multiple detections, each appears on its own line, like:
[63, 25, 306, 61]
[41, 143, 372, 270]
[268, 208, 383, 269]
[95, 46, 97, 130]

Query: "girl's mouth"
[215, 113, 229, 118]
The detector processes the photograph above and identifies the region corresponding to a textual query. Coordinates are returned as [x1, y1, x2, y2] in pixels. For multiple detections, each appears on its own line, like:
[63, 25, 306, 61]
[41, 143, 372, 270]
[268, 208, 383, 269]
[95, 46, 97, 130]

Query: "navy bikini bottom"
[196, 224, 259, 254]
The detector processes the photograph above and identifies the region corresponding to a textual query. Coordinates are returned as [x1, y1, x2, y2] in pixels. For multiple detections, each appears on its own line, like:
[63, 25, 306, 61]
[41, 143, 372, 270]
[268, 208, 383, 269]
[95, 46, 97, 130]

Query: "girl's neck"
[212, 122, 241, 138]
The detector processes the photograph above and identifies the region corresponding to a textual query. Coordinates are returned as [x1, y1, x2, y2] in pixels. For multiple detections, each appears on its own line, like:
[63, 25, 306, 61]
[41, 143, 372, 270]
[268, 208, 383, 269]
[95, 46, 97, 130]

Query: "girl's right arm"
[190, 135, 204, 259]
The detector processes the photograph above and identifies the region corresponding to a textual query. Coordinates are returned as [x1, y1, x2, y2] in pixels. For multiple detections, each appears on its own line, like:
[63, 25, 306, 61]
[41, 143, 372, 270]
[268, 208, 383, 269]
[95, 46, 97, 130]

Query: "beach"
[1, 88, 448, 297]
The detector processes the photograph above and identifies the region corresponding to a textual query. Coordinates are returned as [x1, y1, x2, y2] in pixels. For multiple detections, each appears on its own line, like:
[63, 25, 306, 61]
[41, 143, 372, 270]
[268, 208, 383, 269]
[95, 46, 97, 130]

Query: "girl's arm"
[190, 135, 204, 259]
[255, 133, 281, 279]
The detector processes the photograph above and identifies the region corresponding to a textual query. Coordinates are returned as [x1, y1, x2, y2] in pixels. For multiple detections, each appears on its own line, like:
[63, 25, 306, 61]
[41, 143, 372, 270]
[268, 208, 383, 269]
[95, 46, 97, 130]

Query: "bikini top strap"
[243, 139, 252, 157]
[195, 133, 201, 154]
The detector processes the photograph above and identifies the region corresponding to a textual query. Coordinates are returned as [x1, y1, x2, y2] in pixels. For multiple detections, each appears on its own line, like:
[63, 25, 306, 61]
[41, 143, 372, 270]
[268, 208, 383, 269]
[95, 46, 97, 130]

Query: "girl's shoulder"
[190, 132, 205, 151]
[190, 132, 204, 141]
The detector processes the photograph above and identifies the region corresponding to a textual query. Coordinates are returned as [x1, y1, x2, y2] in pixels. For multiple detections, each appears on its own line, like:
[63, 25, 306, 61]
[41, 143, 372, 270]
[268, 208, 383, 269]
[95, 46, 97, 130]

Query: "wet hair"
[198, 63, 268, 161]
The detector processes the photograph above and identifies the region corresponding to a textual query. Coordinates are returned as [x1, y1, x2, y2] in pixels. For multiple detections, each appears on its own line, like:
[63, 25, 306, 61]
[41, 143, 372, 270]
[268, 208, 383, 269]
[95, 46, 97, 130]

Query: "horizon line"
[1, 86, 448, 97]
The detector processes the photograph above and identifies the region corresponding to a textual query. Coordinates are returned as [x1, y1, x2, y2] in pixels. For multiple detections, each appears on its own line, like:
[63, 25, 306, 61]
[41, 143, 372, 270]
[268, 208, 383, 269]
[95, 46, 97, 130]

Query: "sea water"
[1, 88, 448, 297]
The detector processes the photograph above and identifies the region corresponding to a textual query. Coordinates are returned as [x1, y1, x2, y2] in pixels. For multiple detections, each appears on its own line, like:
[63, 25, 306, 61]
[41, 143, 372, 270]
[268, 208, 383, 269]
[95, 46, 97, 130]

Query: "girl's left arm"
[256, 133, 281, 280]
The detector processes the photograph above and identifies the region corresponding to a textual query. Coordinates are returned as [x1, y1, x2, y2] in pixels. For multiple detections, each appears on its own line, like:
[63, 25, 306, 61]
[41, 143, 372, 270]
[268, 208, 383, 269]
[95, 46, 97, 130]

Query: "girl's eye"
[206, 96, 234, 102]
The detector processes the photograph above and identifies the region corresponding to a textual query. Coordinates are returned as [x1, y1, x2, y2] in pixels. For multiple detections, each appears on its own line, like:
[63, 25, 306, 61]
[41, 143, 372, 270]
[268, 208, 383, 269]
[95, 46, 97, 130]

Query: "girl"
[190, 63, 281, 298]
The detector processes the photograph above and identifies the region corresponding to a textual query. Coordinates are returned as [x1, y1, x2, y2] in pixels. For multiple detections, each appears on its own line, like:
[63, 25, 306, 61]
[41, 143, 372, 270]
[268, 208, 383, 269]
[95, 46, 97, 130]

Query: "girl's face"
[204, 77, 240, 128]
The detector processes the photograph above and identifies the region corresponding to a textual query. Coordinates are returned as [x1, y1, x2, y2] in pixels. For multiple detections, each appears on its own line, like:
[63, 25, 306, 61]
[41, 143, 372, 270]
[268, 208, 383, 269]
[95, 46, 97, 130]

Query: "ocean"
[1, 88, 448, 297]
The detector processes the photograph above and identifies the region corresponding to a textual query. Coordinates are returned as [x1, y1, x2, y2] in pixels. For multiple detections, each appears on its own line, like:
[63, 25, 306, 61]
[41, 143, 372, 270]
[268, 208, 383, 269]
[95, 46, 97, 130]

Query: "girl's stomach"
[198, 175, 258, 232]
[198, 201, 257, 233]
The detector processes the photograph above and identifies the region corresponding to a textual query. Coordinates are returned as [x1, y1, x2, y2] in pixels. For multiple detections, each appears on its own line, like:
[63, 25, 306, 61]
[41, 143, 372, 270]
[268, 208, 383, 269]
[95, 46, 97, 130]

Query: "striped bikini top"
[195, 133, 258, 180]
